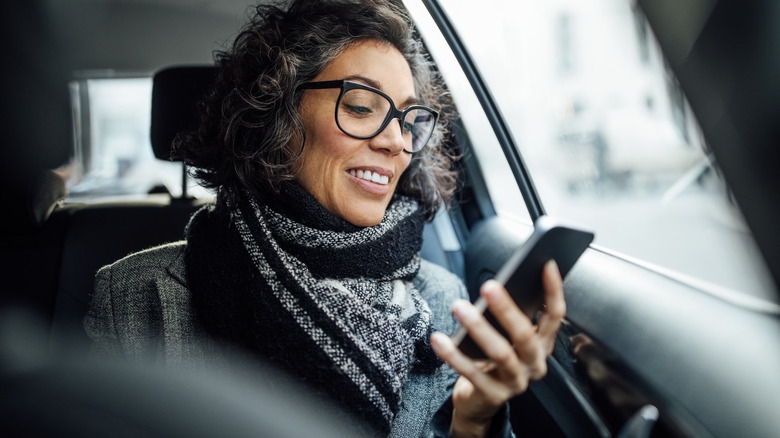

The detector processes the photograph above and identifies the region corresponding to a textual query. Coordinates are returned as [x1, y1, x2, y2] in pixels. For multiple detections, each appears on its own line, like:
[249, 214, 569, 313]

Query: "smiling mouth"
[349, 169, 390, 185]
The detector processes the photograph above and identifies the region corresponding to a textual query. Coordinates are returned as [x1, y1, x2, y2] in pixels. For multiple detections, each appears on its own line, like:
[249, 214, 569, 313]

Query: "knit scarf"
[185, 183, 441, 433]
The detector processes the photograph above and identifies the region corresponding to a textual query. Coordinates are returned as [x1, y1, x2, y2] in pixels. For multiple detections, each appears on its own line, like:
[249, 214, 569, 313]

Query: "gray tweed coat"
[84, 241, 467, 437]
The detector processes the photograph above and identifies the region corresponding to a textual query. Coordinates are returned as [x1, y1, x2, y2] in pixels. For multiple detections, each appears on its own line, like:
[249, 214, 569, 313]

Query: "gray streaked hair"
[176, 0, 458, 219]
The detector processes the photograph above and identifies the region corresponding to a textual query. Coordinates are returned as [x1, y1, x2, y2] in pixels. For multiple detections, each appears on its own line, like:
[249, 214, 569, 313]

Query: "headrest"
[1, 170, 67, 232]
[150, 66, 218, 161]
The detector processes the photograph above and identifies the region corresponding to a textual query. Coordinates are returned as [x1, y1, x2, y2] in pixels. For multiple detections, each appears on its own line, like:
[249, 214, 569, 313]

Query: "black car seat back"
[48, 66, 218, 354]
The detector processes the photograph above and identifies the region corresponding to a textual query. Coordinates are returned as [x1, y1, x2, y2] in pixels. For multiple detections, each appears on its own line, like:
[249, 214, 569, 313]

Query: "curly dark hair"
[175, 0, 457, 220]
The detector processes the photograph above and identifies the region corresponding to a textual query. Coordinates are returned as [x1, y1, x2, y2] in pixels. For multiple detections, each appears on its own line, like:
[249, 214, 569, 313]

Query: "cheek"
[298, 110, 333, 161]
[401, 154, 413, 173]
[296, 118, 357, 187]
[395, 156, 415, 188]
[304, 105, 345, 152]
[401, 152, 414, 173]
[299, 96, 335, 146]
[307, 128, 352, 167]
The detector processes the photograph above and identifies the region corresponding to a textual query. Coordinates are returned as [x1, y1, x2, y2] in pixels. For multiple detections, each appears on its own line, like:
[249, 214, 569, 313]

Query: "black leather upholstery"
[49, 199, 207, 353]
[150, 66, 218, 161]
[44, 66, 218, 353]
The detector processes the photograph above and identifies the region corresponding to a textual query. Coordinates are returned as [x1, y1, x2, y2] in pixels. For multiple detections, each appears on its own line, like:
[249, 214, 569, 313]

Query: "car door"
[405, 0, 780, 436]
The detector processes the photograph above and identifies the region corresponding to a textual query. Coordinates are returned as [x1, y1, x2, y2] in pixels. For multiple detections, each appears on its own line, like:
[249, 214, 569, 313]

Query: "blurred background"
[429, 0, 775, 302]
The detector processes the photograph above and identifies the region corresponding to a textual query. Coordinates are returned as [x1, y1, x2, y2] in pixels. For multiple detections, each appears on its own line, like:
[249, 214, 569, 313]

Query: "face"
[294, 41, 416, 227]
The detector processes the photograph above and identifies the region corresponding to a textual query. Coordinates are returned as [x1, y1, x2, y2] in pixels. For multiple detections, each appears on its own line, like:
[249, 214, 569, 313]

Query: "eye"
[344, 104, 373, 116]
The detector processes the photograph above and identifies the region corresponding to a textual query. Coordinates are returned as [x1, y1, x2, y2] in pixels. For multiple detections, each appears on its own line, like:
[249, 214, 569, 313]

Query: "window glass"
[425, 0, 775, 301]
[405, 0, 532, 227]
[65, 77, 210, 201]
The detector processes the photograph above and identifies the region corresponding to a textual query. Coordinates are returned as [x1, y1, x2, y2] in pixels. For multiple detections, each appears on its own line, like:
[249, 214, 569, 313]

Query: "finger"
[479, 280, 536, 365]
[479, 281, 547, 383]
[430, 332, 499, 391]
[537, 260, 566, 352]
[452, 298, 520, 371]
[506, 261, 562, 377]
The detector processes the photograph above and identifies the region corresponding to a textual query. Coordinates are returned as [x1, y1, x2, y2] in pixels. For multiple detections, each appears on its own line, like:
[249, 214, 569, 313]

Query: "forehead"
[316, 40, 416, 98]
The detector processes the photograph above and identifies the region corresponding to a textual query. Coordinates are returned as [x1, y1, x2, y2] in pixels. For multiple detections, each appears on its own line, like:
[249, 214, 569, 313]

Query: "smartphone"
[451, 216, 594, 359]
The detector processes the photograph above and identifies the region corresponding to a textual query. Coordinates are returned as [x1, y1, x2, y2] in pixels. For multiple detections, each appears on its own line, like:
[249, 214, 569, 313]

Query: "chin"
[338, 196, 393, 227]
[342, 207, 386, 228]
[347, 215, 383, 228]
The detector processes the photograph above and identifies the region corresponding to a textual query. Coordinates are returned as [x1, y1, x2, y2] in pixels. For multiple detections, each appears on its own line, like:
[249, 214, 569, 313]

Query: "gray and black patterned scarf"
[185, 183, 441, 433]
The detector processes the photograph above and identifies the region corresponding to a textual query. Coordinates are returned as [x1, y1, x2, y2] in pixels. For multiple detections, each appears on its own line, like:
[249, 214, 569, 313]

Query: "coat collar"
[166, 242, 188, 286]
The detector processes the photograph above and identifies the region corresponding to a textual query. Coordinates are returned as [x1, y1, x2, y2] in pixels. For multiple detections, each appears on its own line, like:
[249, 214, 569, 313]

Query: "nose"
[369, 117, 406, 155]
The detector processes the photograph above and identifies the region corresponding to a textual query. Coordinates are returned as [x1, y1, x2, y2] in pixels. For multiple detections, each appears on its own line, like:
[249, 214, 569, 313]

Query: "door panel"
[409, 0, 780, 435]
[462, 215, 780, 437]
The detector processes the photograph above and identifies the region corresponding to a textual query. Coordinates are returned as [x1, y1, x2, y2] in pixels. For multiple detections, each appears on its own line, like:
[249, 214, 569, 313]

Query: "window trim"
[422, 0, 546, 221]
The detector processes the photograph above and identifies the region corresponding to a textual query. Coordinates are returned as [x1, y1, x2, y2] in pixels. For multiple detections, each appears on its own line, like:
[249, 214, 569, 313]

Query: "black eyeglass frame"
[298, 79, 439, 153]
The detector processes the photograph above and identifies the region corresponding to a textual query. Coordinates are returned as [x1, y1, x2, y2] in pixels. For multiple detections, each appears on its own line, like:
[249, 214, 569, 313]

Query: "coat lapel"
[166, 243, 188, 287]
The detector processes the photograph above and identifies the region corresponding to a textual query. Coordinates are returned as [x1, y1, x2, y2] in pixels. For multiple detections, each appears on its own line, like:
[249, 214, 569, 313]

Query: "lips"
[348, 168, 390, 185]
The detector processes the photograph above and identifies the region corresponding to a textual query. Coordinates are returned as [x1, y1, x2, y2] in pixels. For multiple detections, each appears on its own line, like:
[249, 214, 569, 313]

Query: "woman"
[84, 1, 565, 437]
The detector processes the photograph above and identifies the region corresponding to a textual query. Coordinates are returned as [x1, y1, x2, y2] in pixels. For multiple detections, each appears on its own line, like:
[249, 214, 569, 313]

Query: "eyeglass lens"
[337, 88, 436, 152]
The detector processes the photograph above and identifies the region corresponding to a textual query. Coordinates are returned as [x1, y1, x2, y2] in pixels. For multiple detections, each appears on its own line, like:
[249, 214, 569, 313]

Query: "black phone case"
[452, 216, 594, 359]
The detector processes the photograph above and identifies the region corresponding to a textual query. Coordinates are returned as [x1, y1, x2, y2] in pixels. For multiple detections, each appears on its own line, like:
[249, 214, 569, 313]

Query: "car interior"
[2, 0, 779, 437]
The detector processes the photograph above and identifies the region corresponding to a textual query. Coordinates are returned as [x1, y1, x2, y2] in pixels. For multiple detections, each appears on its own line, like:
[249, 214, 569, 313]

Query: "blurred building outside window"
[420, 0, 775, 301]
[64, 77, 211, 202]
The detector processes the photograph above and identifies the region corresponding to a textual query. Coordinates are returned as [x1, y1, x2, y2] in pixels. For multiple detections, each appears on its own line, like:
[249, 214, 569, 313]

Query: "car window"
[64, 77, 210, 201]
[405, 1, 533, 227]
[411, 0, 776, 302]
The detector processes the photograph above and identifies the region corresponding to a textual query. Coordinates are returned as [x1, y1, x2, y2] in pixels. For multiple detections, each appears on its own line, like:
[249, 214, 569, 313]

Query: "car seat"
[48, 66, 218, 354]
[0, 170, 70, 328]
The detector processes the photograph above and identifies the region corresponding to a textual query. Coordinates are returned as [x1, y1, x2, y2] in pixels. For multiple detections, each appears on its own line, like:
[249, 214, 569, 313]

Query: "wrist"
[449, 408, 492, 438]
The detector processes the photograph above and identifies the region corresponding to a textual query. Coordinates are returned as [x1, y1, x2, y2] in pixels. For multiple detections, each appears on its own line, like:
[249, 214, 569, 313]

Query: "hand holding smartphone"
[451, 216, 594, 358]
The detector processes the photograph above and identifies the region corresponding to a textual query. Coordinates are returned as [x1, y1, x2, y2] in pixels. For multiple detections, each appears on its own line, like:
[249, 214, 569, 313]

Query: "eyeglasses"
[299, 80, 439, 153]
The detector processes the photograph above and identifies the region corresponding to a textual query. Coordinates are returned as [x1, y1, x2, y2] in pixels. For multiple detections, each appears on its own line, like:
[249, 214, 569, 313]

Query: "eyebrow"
[344, 75, 420, 107]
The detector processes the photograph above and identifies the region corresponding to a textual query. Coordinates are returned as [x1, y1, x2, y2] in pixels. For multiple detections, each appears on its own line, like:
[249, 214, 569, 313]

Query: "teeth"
[349, 169, 390, 185]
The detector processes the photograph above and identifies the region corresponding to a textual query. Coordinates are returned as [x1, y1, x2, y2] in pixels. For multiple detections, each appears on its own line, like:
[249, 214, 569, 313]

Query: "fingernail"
[452, 299, 477, 322]
[481, 280, 500, 299]
[430, 332, 452, 354]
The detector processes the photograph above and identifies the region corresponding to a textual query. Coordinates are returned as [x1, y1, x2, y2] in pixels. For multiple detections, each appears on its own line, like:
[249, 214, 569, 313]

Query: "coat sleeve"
[83, 266, 124, 358]
[82, 243, 193, 365]
[416, 261, 515, 438]
[83, 259, 166, 361]
[430, 397, 514, 438]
